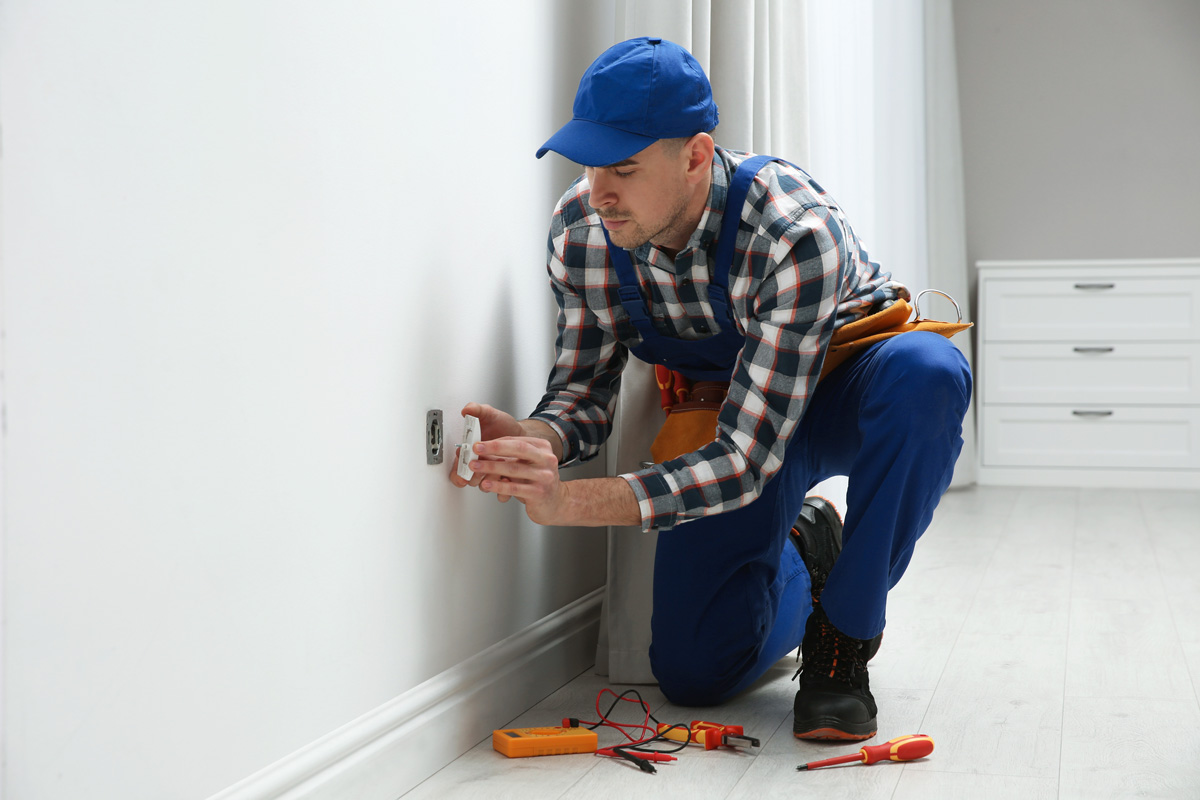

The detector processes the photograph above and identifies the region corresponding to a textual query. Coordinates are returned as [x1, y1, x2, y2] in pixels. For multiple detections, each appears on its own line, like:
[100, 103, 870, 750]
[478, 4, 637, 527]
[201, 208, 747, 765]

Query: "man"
[450, 36, 971, 741]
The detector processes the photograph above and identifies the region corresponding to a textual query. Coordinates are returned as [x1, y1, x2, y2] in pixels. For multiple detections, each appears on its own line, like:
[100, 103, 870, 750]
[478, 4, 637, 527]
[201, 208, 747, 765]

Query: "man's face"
[585, 140, 693, 251]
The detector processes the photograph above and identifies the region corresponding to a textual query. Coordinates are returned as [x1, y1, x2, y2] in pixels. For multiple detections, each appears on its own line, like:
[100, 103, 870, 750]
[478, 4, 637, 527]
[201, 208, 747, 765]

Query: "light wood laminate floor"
[405, 486, 1200, 799]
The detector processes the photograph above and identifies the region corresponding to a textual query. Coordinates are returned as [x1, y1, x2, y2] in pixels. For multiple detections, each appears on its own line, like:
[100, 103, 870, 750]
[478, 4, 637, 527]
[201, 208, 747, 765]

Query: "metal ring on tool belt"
[910, 289, 963, 323]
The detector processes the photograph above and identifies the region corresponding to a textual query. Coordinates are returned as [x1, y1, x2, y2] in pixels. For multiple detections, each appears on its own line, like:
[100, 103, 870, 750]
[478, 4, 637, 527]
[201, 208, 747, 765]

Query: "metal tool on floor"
[656, 720, 761, 751]
[796, 734, 934, 771]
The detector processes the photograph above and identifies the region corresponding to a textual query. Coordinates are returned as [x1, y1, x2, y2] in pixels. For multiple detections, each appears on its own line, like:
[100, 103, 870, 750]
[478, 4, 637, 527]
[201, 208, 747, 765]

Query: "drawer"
[981, 276, 1200, 341]
[981, 405, 1200, 469]
[982, 342, 1200, 405]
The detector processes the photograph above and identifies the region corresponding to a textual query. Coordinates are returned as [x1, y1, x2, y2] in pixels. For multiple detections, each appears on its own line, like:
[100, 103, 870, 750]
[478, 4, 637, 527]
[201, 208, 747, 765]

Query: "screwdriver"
[796, 734, 934, 771]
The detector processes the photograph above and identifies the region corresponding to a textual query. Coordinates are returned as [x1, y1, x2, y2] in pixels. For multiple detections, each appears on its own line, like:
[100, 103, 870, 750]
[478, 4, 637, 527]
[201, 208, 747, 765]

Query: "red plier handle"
[656, 720, 760, 750]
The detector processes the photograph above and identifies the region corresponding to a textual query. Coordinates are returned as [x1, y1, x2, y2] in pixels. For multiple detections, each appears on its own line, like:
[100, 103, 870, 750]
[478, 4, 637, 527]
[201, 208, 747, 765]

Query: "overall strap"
[603, 228, 659, 343]
[605, 154, 801, 336]
[708, 154, 777, 314]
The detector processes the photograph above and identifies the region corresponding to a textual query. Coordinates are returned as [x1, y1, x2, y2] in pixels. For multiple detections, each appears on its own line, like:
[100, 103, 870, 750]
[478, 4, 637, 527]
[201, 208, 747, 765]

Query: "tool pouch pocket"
[650, 376, 729, 463]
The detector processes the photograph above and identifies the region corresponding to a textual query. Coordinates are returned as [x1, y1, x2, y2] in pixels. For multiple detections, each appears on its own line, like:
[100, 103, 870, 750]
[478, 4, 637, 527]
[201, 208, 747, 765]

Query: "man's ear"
[684, 132, 715, 182]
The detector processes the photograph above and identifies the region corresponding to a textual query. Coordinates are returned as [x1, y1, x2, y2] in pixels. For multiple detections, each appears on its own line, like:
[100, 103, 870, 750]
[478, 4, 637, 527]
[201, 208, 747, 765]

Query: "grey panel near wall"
[953, 0, 1200, 266]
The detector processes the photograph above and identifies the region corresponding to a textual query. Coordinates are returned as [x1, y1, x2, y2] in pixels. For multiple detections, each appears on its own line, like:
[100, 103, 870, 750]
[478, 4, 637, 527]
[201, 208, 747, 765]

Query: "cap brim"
[535, 118, 657, 167]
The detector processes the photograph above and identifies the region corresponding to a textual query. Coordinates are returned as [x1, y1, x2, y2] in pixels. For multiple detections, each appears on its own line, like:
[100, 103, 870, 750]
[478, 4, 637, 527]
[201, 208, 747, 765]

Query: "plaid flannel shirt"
[529, 147, 908, 531]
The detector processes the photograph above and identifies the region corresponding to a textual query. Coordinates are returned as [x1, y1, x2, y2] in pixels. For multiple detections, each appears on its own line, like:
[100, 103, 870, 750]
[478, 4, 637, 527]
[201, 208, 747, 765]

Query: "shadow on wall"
[411, 252, 607, 685]
[406, 3, 617, 680]
[411, 270, 523, 677]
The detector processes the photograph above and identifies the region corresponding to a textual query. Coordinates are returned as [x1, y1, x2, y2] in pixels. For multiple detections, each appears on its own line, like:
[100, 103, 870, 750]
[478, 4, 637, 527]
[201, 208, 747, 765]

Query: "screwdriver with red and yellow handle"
[796, 734, 934, 771]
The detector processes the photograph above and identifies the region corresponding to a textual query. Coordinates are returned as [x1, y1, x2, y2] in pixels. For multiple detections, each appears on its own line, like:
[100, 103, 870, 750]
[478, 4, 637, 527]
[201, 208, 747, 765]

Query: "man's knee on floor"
[653, 670, 734, 707]
[649, 639, 757, 707]
[655, 677, 726, 707]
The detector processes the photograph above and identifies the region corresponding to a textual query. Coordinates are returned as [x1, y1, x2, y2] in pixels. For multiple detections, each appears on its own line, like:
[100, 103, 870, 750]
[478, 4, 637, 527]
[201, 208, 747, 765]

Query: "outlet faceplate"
[426, 410, 444, 464]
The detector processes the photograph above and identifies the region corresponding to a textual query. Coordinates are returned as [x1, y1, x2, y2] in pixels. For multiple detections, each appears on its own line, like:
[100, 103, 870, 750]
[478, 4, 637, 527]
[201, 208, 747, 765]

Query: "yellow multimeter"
[492, 726, 598, 758]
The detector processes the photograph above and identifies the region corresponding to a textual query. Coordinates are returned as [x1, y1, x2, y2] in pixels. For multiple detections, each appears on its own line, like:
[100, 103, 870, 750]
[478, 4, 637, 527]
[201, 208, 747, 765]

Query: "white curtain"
[589, 0, 975, 683]
[924, 0, 978, 485]
[593, 0, 813, 683]
[806, 0, 976, 489]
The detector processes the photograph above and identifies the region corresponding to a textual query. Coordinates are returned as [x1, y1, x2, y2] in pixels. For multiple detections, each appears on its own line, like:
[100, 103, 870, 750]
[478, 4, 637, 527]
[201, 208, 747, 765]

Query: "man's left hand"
[470, 436, 568, 525]
[468, 437, 643, 528]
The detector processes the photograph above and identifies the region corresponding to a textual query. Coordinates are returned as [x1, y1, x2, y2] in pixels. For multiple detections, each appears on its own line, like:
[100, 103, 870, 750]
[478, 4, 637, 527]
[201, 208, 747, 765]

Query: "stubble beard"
[602, 186, 693, 251]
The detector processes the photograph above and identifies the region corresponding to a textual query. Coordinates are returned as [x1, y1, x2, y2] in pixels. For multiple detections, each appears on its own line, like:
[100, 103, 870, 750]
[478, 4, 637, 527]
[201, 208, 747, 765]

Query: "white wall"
[0, 2, 611, 798]
[954, 0, 1200, 265]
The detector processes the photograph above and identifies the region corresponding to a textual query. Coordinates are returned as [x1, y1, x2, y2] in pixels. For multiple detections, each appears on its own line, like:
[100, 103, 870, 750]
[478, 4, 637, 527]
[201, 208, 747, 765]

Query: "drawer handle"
[1072, 410, 1114, 418]
[1073, 282, 1115, 290]
[1073, 346, 1115, 354]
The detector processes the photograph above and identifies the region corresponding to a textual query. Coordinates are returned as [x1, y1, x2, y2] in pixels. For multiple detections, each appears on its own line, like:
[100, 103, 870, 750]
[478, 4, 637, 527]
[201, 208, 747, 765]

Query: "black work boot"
[789, 496, 843, 606]
[790, 497, 883, 661]
[792, 606, 878, 741]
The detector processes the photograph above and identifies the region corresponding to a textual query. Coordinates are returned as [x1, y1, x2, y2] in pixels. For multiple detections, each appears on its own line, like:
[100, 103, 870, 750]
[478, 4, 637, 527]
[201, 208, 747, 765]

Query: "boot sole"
[793, 719, 877, 742]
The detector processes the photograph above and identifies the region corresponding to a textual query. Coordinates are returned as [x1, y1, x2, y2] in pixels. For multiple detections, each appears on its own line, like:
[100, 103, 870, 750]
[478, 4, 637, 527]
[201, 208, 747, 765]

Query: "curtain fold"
[596, 359, 661, 683]
[924, 0, 978, 486]
[597, 0, 814, 683]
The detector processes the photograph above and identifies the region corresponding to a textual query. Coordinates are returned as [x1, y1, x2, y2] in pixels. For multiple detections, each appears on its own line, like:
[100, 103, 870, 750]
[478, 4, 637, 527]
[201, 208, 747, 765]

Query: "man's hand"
[446, 406, 569, 522]
[460, 402, 526, 443]
[468, 436, 568, 525]
[471, 437, 642, 527]
[448, 403, 641, 527]
[449, 404, 564, 487]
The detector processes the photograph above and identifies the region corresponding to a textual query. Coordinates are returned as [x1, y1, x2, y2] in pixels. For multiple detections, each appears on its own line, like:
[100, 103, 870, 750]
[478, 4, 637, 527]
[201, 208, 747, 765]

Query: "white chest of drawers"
[976, 259, 1200, 488]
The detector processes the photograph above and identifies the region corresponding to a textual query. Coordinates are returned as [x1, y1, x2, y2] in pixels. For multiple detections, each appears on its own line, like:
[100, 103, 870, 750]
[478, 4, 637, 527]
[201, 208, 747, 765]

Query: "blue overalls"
[604, 156, 972, 707]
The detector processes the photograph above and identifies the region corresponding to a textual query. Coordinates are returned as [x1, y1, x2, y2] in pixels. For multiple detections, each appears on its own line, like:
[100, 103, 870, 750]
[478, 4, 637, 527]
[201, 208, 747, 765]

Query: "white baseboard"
[978, 465, 1200, 490]
[206, 588, 604, 800]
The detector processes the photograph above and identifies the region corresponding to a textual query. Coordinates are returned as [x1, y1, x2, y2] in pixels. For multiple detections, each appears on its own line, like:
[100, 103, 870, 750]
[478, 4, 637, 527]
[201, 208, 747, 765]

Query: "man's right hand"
[449, 403, 564, 490]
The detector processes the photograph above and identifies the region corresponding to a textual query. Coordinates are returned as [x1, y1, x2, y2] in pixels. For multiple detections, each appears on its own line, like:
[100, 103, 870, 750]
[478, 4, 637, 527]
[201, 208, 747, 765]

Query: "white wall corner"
[206, 588, 603, 800]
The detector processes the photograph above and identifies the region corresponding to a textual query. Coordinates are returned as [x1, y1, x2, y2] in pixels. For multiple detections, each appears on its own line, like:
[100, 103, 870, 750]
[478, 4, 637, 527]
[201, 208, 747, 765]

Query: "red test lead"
[596, 748, 677, 775]
[596, 748, 677, 763]
[566, 689, 691, 775]
[796, 734, 934, 771]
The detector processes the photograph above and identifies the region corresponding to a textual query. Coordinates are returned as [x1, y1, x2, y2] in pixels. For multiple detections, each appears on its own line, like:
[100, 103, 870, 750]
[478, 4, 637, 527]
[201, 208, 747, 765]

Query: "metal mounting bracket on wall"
[426, 410, 444, 464]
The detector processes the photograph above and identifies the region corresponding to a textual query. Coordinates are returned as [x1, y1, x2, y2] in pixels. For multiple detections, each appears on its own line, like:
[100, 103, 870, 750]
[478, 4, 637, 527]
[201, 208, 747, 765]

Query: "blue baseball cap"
[536, 37, 719, 167]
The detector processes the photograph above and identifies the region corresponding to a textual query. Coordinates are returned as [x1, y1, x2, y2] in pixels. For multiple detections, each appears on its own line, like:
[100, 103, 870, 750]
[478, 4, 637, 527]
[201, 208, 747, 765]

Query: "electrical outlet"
[426, 410, 444, 464]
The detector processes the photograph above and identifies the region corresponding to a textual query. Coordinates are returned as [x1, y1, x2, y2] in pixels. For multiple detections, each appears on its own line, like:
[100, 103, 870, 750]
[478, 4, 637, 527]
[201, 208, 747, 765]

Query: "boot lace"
[808, 566, 831, 607]
[792, 616, 869, 687]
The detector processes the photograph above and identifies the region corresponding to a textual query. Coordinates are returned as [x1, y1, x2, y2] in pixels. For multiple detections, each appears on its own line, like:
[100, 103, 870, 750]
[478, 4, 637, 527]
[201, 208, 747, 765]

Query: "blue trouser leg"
[647, 431, 816, 706]
[648, 332, 972, 706]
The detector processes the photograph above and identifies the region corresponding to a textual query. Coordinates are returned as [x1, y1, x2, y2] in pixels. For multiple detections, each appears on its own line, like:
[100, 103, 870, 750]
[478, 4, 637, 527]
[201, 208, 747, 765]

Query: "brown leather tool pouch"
[649, 379, 728, 463]
[648, 293, 972, 463]
[819, 296, 972, 380]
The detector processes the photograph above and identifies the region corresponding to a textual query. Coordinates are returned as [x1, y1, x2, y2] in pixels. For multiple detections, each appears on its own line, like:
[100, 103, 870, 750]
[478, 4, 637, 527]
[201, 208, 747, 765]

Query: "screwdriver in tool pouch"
[797, 734, 934, 771]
